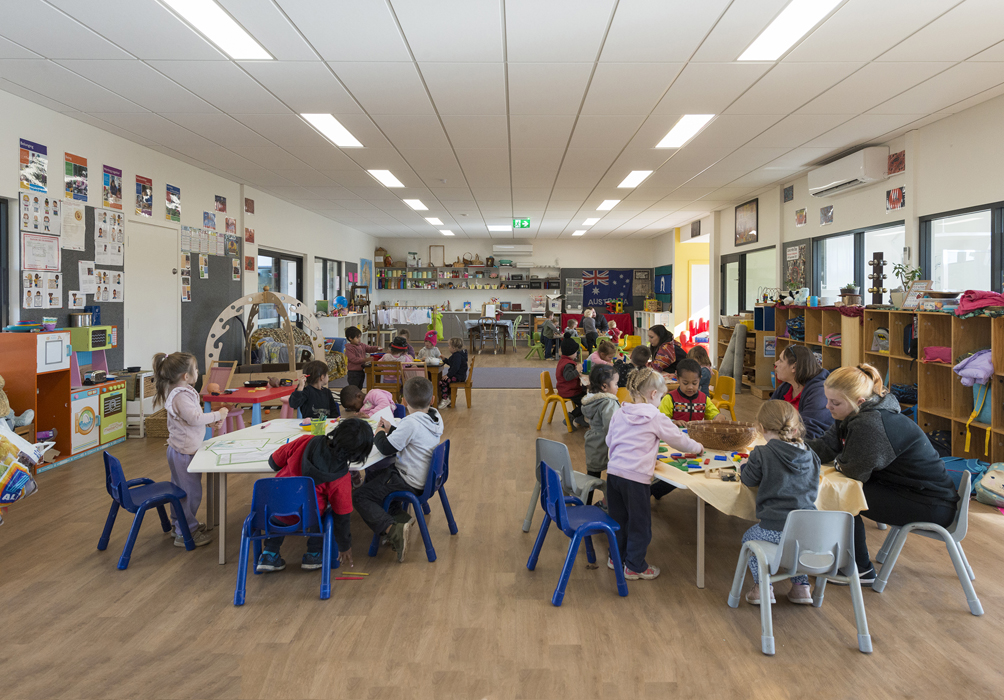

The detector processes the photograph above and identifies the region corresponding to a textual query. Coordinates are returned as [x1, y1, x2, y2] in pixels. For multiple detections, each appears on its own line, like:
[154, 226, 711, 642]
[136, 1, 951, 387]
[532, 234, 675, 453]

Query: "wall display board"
[655, 264, 673, 307]
[561, 268, 651, 314]
[784, 238, 811, 292]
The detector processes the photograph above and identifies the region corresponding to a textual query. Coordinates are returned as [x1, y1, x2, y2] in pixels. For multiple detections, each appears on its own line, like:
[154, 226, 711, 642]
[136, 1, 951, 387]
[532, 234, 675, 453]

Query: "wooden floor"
[4, 347, 1003, 698]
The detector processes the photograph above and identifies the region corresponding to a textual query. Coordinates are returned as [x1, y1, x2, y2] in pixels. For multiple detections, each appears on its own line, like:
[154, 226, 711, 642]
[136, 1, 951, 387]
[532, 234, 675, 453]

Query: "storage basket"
[145, 409, 170, 439]
[686, 420, 758, 452]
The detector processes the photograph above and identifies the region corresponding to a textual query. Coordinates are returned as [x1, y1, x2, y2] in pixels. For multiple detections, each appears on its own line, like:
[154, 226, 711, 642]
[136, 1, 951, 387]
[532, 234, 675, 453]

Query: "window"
[721, 246, 776, 314]
[864, 224, 904, 304]
[0, 198, 8, 328]
[744, 248, 776, 307]
[813, 222, 905, 300]
[314, 257, 342, 304]
[818, 234, 855, 299]
[927, 210, 992, 292]
[257, 250, 303, 328]
[723, 261, 740, 316]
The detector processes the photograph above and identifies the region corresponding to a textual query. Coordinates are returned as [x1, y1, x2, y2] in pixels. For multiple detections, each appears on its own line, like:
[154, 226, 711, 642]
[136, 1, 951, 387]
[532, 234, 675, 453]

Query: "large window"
[928, 210, 992, 292]
[813, 222, 905, 301]
[257, 250, 303, 328]
[864, 224, 904, 304]
[818, 234, 855, 299]
[721, 246, 776, 314]
[314, 257, 342, 304]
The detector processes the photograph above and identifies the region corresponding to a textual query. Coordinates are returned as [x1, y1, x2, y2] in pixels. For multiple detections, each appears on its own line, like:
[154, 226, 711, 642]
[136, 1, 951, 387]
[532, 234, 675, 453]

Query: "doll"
[0, 375, 34, 430]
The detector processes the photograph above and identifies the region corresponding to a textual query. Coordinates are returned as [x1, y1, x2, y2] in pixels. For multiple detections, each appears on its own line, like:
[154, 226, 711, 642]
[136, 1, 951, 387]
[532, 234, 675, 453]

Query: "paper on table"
[217, 449, 276, 465]
[370, 406, 399, 427]
[209, 438, 270, 454]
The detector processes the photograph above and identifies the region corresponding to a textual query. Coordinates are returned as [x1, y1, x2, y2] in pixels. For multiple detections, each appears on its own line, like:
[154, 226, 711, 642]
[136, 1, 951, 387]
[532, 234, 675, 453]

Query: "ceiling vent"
[492, 244, 533, 256]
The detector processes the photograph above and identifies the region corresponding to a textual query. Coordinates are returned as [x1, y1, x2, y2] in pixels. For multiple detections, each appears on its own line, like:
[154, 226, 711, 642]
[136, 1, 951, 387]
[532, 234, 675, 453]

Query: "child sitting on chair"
[587, 339, 619, 367]
[606, 320, 623, 344]
[339, 385, 394, 419]
[557, 333, 587, 429]
[353, 377, 444, 563]
[256, 418, 374, 573]
[289, 360, 340, 419]
[416, 331, 442, 363]
[396, 329, 416, 357]
[382, 337, 414, 385]
[687, 345, 714, 396]
[658, 358, 723, 425]
[345, 327, 382, 390]
[438, 337, 468, 410]
[564, 318, 579, 337]
[614, 345, 650, 388]
[582, 364, 620, 495]
[540, 310, 559, 360]
[740, 400, 820, 606]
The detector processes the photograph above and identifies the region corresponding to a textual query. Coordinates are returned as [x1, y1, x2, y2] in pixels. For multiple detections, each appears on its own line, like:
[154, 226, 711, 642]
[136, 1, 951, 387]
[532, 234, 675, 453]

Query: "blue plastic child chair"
[393, 403, 407, 419]
[367, 440, 458, 562]
[97, 451, 196, 569]
[526, 461, 628, 606]
[234, 476, 339, 605]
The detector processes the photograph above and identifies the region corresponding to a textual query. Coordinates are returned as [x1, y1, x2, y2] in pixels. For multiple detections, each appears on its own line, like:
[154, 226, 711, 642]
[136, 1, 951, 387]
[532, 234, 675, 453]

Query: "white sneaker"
[438, 397, 451, 410]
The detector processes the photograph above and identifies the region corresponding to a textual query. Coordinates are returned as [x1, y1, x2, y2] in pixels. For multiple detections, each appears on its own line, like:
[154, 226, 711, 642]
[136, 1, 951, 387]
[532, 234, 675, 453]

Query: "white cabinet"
[36, 331, 71, 372]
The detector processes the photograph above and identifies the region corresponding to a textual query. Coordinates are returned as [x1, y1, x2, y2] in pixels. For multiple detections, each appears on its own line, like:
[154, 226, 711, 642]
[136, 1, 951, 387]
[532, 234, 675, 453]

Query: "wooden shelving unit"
[773, 306, 863, 374]
[375, 266, 561, 291]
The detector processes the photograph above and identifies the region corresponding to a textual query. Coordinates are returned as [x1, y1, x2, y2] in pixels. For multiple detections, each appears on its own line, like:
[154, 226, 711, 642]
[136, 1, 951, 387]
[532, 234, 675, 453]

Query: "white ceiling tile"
[511, 149, 565, 172]
[0, 77, 74, 111]
[969, 40, 1004, 62]
[441, 115, 508, 148]
[470, 187, 512, 199]
[343, 148, 416, 175]
[0, 36, 39, 59]
[936, 82, 1004, 116]
[509, 114, 576, 150]
[240, 61, 361, 114]
[691, 0, 790, 62]
[508, 63, 592, 114]
[511, 170, 559, 188]
[726, 63, 864, 115]
[581, 63, 684, 115]
[62, 111, 158, 146]
[217, 0, 316, 60]
[223, 168, 292, 187]
[764, 147, 836, 170]
[91, 111, 211, 145]
[55, 60, 216, 113]
[160, 113, 272, 147]
[600, 0, 731, 62]
[329, 62, 434, 115]
[369, 114, 450, 150]
[398, 149, 467, 184]
[714, 147, 791, 171]
[797, 62, 955, 115]
[869, 62, 1004, 115]
[803, 114, 924, 148]
[745, 114, 852, 148]
[228, 146, 308, 169]
[686, 114, 785, 149]
[660, 146, 733, 172]
[0, 60, 145, 112]
[148, 61, 288, 113]
[0, 1, 132, 59]
[683, 168, 748, 188]
[652, 62, 772, 114]
[879, 0, 1004, 62]
[419, 63, 506, 115]
[506, 0, 615, 62]
[394, 0, 503, 61]
[275, 0, 409, 61]
[568, 114, 645, 150]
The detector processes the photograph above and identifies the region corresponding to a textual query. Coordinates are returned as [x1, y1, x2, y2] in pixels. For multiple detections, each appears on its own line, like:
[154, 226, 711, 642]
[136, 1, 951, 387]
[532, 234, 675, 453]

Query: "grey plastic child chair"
[727, 510, 872, 656]
[872, 471, 983, 615]
[522, 438, 605, 533]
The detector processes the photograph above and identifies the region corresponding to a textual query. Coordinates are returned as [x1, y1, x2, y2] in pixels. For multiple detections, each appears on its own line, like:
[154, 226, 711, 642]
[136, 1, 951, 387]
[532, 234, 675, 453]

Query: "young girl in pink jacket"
[604, 367, 703, 580]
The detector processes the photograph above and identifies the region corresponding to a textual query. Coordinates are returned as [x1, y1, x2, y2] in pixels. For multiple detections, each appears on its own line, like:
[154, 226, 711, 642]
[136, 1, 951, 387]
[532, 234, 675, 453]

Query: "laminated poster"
[94, 268, 123, 303]
[215, 195, 226, 213]
[78, 260, 96, 294]
[19, 139, 47, 193]
[62, 201, 85, 250]
[203, 211, 216, 230]
[226, 233, 239, 256]
[21, 271, 61, 309]
[136, 174, 153, 217]
[69, 290, 86, 309]
[244, 256, 255, 272]
[180, 225, 192, 252]
[64, 152, 87, 201]
[244, 227, 254, 244]
[244, 197, 254, 215]
[216, 235, 225, 256]
[166, 183, 181, 222]
[180, 253, 191, 278]
[232, 258, 241, 281]
[199, 254, 209, 279]
[225, 217, 236, 234]
[21, 232, 60, 271]
[181, 276, 191, 302]
[96, 241, 123, 266]
[19, 192, 60, 235]
[102, 165, 123, 210]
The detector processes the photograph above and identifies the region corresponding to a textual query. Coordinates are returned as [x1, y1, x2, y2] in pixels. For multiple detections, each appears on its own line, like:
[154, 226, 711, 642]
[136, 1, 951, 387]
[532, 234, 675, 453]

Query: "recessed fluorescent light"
[425, 217, 443, 225]
[161, 0, 271, 60]
[572, 230, 586, 236]
[618, 171, 653, 188]
[738, 0, 842, 61]
[657, 114, 715, 148]
[367, 170, 404, 188]
[597, 200, 620, 211]
[300, 114, 363, 148]
[403, 199, 427, 211]
[439, 230, 454, 236]
[487, 225, 511, 232]
[583, 218, 600, 226]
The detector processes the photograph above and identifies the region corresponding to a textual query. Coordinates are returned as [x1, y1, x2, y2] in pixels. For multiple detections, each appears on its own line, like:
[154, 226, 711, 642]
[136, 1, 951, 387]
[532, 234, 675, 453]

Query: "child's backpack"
[975, 463, 1004, 507]
[943, 457, 987, 496]
[903, 321, 917, 359]
[871, 327, 889, 353]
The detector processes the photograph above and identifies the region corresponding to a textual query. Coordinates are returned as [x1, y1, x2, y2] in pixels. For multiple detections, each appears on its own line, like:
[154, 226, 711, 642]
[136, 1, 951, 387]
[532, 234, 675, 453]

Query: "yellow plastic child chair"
[616, 387, 632, 404]
[537, 371, 574, 433]
[711, 375, 737, 421]
[623, 335, 641, 351]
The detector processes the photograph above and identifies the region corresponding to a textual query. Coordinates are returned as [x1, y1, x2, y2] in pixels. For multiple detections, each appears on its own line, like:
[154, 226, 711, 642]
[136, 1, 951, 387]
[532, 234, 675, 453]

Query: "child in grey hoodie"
[739, 400, 821, 606]
[581, 364, 621, 504]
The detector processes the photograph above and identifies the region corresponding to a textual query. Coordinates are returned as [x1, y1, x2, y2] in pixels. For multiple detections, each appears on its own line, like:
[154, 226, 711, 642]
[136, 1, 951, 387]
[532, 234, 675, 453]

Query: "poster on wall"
[654, 263, 672, 305]
[19, 139, 47, 192]
[20, 193, 59, 235]
[245, 198, 254, 214]
[633, 269, 652, 296]
[199, 254, 209, 279]
[244, 256, 256, 272]
[225, 234, 239, 256]
[180, 253, 191, 277]
[203, 211, 216, 230]
[783, 185, 794, 203]
[785, 243, 807, 291]
[225, 217, 236, 234]
[78, 260, 96, 294]
[21, 233, 60, 271]
[166, 184, 181, 222]
[42, 271, 62, 309]
[735, 199, 758, 246]
[23, 272, 42, 309]
[820, 205, 834, 226]
[64, 152, 87, 201]
[69, 290, 85, 309]
[359, 258, 373, 289]
[795, 208, 807, 227]
[244, 227, 255, 244]
[888, 150, 905, 175]
[62, 201, 85, 250]
[232, 258, 241, 281]
[102, 165, 122, 210]
[886, 187, 905, 212]
[136, 175, 153, 217]
[96, 241, 123, 266]
[94, 269, 123, 302]
[215, 195, 226, 213]
[181, 277, 191, 302]
[764, 336, 776, 358]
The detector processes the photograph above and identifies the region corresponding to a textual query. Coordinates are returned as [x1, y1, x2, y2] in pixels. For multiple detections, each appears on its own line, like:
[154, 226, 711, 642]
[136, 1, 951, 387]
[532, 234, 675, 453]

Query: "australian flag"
[583, 269, 632, 304]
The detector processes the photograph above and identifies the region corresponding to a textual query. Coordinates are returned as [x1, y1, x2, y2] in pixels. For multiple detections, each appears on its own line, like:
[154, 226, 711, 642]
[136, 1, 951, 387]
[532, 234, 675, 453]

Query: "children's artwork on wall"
[64, 152, 87, 201]
[244, 256, 255, 272]
[244, 227, 254, 244]
[203, 211, 216, 230]
[359, 258, 373, 288]
[886, 186, 905, 212]
[245, 198, 254, 214]
[102, 165, 122, 210]
[785, 241, 809, 291]
[199, 254, 209, 279]
[69, 290, 85, 309]
[166, 184, 181, 222]
[232, 258, 241, 281]
[795, 208, 807, 227]
[181, 277, 191, 302]
[735, 198, 758, 246]
[225, 217, 236, 234]
[888, 150, 905, 175]
[78, 260, 96, 294]
[20, 138, 47, 193]
[180, 253, 191, 277]
[21, 232, 60, 271]
[20, 193, 60, 235]
[820, 205, 834, 226]
[783, 185, 794, 203]
[135, 175, 152, 217]
[215, 195, 226, 213]
[463, 302, 472, 311]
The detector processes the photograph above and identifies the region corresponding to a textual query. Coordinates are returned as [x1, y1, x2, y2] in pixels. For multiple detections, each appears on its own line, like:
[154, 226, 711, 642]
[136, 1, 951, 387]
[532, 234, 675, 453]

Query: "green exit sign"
[513, 218, 530, 229]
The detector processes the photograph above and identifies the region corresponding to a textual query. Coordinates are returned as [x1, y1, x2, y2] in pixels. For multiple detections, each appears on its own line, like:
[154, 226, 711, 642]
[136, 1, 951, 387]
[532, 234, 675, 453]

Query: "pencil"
[338, 572, 368, 576]
[335, 576, 365, 581]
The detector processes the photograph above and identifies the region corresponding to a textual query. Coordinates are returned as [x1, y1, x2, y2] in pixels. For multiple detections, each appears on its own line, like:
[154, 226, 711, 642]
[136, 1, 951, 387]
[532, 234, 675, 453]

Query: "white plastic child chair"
[727, 510, 872, 656]
[522, 438, 605, 533]
[871, 471, 982, 615]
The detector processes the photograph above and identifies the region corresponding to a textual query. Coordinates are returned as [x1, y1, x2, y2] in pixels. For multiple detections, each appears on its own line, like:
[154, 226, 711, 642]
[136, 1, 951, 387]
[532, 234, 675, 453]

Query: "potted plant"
[841, 282, 859, 295]
[891, 263, 922, 308]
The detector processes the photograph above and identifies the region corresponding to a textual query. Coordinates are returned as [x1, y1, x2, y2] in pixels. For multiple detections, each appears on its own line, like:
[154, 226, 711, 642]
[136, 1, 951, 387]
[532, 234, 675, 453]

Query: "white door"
[125, 221, 179, 368]
[690, 263, 710, 325]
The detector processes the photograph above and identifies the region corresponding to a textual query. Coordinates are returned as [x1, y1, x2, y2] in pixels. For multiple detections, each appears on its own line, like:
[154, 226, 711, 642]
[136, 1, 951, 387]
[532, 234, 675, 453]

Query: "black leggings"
[584, 331, 599, 353]
[853, 480, 957, 571]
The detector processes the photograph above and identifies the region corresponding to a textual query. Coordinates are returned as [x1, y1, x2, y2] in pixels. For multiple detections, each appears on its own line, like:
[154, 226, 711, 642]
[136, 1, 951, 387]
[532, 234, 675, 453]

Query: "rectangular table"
[365, 362, 443, 404]
[464, 319, 513, 353]
[189, 418, 388, 564]
[201, 385, 295, 439]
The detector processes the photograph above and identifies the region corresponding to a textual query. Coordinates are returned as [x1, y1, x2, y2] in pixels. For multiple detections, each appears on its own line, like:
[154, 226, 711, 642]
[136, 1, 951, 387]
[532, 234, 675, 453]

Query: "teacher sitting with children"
[770, 345, 833, 439]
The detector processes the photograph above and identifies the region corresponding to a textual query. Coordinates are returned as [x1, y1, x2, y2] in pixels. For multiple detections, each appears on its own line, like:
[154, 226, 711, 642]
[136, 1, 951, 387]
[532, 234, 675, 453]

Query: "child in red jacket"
[345, 327, 381, 389]
[256, 418, 373, 573]
[556, 333, 587, 429]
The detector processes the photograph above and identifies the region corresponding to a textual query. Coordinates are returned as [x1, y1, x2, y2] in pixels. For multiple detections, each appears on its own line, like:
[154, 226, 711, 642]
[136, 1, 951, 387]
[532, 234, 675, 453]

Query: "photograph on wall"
[199, 254, 209, 279]
[244, 227, 255, 244]
[886, 186, 905, 212]
[359, 258, 373, 289]
[783, 185, 794, 203]
[166, 183, 181, 222]
[225, 217, 236, 234]
[232, 258, 241, 281]
[64, 152, 87, 201]
[785, 243, 807, 291]
[203, 211, 216, 230]
[820, 205, 834, 226]
[215, 195, 226, 213]
[136, 175, 152, 217]
[888, 150, 906, 175]
[78, 260, 96, 294]
[734, 198, 758, 246]
[225, 234, 239, 256]
[69, 290, 85, 309]
[21, 232, 60, 271]
[102, 165, 123, 210]
[245, 198, 254, 214]
[244, 255, 255, 272]
[795, 208, 807, 227]
[181, 277, 191, 302]
[19, 138, 47, 192]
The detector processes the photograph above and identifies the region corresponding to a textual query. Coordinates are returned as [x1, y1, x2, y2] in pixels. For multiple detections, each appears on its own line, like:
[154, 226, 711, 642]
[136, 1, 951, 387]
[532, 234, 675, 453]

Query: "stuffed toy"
[0, 374, 34, 431]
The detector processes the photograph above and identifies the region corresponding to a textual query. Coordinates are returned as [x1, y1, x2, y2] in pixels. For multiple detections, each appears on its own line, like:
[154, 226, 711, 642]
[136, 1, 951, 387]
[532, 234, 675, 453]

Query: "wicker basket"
[686, 420, 758, 452]
[145, 409, 170, 439]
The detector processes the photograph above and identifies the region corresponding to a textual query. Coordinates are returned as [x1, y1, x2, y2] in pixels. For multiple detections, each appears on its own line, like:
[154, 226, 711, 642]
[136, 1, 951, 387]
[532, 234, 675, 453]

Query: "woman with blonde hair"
[806, 364, 958, 585]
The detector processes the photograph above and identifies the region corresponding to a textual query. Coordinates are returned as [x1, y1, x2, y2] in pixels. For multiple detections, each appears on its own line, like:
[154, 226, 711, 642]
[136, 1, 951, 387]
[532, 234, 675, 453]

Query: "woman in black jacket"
[770, 345, 833, 439]
[807, 364, 958, 584]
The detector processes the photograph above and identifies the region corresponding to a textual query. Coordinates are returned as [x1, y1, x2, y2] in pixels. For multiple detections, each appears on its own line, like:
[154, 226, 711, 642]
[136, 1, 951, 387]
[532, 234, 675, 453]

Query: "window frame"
[1, 198, 8, 328]
[812, 220, 905, 297]
[920, 202, 1004, 293]
[314, 256, 342, 302]
[720, 244, 776, 314]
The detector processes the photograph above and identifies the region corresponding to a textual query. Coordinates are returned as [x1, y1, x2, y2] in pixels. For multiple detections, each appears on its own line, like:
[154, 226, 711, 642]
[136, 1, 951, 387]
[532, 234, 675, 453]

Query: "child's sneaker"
[301, 552, 323, 570]
[829, 565, 877, 587]
[624, 565, 660, 580]
[787, 583, 813, 605]
[745, 583, 775, 605]
[174, 529, 212, 548]
[169, 522, 206, 536]
[607, 556, 615, 570]
[387, 517, 414, 562]
[438, 397, 451, 410]
[256, 551, 286, 572]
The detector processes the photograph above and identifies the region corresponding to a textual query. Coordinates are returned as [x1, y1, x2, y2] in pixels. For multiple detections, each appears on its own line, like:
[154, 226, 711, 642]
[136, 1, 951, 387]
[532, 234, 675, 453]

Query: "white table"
[189, 418, 389, 564]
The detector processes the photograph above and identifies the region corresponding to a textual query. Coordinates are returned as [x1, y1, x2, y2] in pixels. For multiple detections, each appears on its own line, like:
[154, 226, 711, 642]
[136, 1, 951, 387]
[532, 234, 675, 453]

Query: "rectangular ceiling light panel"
[597, 200, 620, 211]
[403, 199, 427, 210]
[161, 0, 271, 60]
[656, 114, 715, 148]
[368, 170, 404, 187]
[572, 230, 586, 236]
[439, 230, 454, 236]
[618, 171, 653, 188]
[583, 218, 600, 226]
[425, 217, 443, 225]
[301, 114, 363, 148]
[738, 0, 843, 61]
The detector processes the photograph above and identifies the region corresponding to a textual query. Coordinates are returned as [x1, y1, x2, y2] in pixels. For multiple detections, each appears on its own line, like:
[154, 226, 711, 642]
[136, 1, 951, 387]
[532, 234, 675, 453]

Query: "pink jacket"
[346, 342, 381, 372]
[360, 389, 394, 417]
[605, 403, 702, 484]
[165, 385, 222, 455]
[587, 351, 612, 366]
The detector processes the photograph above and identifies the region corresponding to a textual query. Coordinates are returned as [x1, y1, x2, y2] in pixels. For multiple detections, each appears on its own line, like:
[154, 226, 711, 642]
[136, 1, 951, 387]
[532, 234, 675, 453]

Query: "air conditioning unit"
[492, 244, 533, 256]
[807, 147, 888, 198]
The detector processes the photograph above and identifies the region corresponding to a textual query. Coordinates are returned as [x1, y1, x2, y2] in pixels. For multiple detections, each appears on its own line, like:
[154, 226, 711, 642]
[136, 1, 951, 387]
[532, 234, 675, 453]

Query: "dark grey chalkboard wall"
[181, 246, 244, 376]
[20, 206, 125, 369]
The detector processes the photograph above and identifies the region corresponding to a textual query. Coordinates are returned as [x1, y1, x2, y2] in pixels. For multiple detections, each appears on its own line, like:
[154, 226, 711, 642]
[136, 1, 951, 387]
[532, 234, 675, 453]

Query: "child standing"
[339, 385, 394, 418]
[740, 400, 821, 605]
[659, 358, 722, 424]
[605, 368, 703, 579]
[438, 337, 468, 410]
[607, 320, 623, 344]
[153, 352, 223, 548]
[687, 345, 714, 396]
[345, 327, 381, 389]
[416, 331, 442, 362]
[540, 311, 559, 360]
[289, 360, 340, 419]
[614, 345, 651, 388]
[587, 339, 619, 367]
[582, 364, 620, 495]
[556, 333, 587, 429]
[256, 419, 374, 572]
[581, 308, 598, 353]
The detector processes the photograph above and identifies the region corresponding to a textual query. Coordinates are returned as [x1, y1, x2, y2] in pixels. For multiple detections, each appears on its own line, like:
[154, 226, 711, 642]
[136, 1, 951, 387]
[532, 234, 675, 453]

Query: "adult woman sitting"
[648, 325, 683, 374]
[770, 345, 833, 439]
[806, 365, 959, 584]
